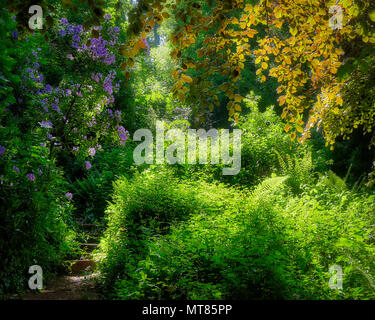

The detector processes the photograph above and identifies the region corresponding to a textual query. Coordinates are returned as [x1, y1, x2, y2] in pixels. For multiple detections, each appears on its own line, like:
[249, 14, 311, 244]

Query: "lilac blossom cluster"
[17, 17, 128, 180]
[118, 126, 130, 146]
[58, 17, 119, 66]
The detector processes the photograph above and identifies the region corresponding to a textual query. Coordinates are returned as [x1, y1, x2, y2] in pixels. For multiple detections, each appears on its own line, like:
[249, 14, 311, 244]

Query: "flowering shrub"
[0, 10, 128, 297]
[22, 17, 129, 166]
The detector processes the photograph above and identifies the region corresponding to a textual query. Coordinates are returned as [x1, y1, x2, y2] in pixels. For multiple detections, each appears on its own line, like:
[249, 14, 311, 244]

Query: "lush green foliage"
[69, 144, 136, 222]
[2, 0, 375, 301]
[96, 166, 375, 300]
[171, 96, 328, 187]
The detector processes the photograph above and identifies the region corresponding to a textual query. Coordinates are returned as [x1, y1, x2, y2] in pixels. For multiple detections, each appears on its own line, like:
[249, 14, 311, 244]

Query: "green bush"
[281, 178, 375, 299]
[95, 167, 250, 294]
[96, 167, 375, 300]
[108, 175, 291, 300]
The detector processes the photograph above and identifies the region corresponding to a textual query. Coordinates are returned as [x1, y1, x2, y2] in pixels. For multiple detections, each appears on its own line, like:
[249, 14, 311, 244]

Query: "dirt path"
[23, 273, 103, 300]
[22, 223, 104, 300]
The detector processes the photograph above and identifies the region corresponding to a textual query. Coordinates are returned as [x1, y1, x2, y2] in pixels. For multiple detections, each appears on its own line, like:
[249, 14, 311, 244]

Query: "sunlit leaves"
[121, 0, 375, 147]
[181, 74, 193, 83]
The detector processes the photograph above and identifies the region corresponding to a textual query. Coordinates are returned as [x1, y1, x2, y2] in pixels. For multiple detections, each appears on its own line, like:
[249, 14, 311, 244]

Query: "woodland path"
[22, 223, 104, 300]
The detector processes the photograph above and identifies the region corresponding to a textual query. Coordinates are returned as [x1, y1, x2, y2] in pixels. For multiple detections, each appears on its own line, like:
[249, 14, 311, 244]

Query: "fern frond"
[251, 176, 289, 203]
[324, 170, 347, 191]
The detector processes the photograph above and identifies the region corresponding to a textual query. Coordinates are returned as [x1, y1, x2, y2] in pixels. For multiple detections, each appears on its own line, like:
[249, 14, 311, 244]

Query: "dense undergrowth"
[95, 165, 375, 300]
[93, 103, 375, 300]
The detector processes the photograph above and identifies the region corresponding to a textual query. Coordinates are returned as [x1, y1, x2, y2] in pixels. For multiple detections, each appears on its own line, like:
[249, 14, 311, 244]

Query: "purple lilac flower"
[13, 166, 20, 173]
[51, 103, 60, 113]
[103, 54, 115, 65]
[76, 91, 82, 97]
[96, 144, 102, 150]
[0, 146, 5, 156]
[91, 73, 100, 82]
[26, 173, 35, 182]
[88, 148, 96, 157]
[44, 84, 52, 94]
[119, 132, 128, 140]
[60, 18, 68, 24]
[39, 121, 53, 128]
[73, 25, 83, 34]
[41, 143, 46, 147]
[11, 30, 18, 39]
[103, 82, 113, 95]
[67, 54, 74, 60]
[85, 161, 92, 170]
[73, 146, 79, 151]
[68, 25, 74, 34]
[59, 29, 66, 36]
[115, 110, 122, 121]
[118, 126, 129, 146]
[65, 192, 73, 200]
